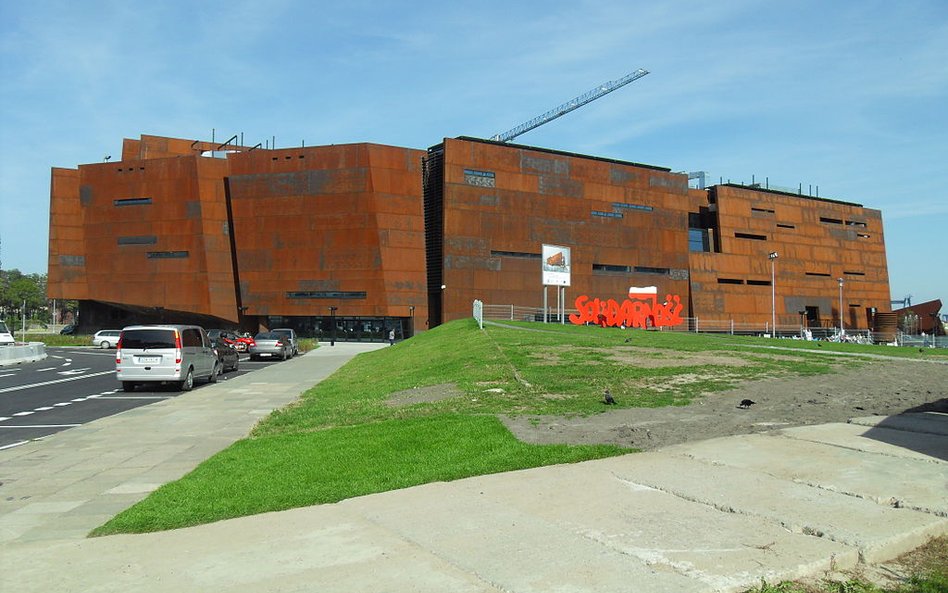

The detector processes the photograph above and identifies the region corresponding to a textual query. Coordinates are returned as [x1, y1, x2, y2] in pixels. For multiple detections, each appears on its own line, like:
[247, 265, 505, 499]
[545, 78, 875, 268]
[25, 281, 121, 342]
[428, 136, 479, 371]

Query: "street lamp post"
[768, 252, 778, 337]
[329, 306, 338, 346]
[837, 278, 844, 336]
[409, 305, 415, 338]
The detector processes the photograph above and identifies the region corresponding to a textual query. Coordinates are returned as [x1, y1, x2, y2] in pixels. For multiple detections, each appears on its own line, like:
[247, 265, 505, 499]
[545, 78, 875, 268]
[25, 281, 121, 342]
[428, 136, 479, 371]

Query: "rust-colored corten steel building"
[47, 133, 891, 339]
[422, 137, 890, 331]
[48, 135, 427, 340]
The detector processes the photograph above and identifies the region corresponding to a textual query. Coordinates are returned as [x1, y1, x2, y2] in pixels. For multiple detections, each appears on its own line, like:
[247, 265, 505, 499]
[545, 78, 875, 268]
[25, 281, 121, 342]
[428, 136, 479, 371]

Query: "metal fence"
[478, 303, 944, 347]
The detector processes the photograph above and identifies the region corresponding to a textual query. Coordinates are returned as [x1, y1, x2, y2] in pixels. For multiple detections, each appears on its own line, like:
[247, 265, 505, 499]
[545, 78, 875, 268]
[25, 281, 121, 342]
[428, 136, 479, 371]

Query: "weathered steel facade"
[423, 137, 891, 330]
[48, 135, 427, 338]
[48, 134, 891, 336]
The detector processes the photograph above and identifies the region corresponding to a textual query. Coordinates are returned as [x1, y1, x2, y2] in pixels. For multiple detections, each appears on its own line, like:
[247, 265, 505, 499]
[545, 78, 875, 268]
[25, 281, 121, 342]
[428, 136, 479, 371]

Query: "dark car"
[60, 324, 77, 335]
[211, 338, 240, 373]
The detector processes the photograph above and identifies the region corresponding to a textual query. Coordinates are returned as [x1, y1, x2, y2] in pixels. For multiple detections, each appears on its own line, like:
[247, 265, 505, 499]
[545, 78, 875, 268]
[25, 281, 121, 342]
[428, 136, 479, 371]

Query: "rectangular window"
[464, 169, 496, 188]
[114, 197, 152, 206]
[117, 236, 157, 245]
[735, 232, 767, 241]
[146, 251, 188, 259]
[746, 279, 771, 286]
[820, 217, 843, 225]
[612, 202, 653, 212]
[805, 272, 831, 277]
[592, 210, 623, 219]
[286, 291, 367, 299]
[751, 207, 775, 214]
[593, 264, 630, 273]
[689, 228, 710, 252]
[776, 223, 796, 229]
[857, 233, 871, 238]
[845, 220, 867, 228]
[717, 278, 744, 285]
[844, 271, 865, 276]
[490, 250, 541, 259]
[634, 266, 670, 275]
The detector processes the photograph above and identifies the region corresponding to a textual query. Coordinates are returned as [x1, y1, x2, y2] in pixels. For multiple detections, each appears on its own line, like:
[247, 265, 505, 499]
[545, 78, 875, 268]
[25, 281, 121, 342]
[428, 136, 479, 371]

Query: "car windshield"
[0, 321, 9, 333]
[120, 329, 176, 349]
[254, 332, 280, 340]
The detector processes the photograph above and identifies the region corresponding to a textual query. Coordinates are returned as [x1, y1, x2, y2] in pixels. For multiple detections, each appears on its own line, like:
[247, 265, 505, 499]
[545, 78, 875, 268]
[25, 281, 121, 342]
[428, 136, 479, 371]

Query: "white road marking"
[0, 441, 29, 450]
[1, 424, 80, 428]
[58, 368, 91, 376]
[36, 368, 57, 372]
[35, 406, 54, 411]
[71, 397, 88, 402]
[0, 416, 10, 421]
[0, 373, 15, 378]
[99, 395, 171, 400]
[13, 411, 34, 417]
[0, 370, 116, 394]
[53, 402, 71, 407]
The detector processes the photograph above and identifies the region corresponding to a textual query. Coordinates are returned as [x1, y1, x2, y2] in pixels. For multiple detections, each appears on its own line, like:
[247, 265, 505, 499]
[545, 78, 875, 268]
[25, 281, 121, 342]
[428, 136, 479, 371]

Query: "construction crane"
[891, 295, 913, 308]
[489, 68, 650, 143]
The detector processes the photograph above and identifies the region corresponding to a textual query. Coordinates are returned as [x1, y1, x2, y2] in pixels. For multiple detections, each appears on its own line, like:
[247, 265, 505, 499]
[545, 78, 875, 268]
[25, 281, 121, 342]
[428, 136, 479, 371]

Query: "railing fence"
[476, 302, 942, 346]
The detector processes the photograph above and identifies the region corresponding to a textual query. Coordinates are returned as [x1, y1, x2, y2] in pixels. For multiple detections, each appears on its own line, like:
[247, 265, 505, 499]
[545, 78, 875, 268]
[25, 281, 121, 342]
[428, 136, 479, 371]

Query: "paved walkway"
[1, 344, 946, 593]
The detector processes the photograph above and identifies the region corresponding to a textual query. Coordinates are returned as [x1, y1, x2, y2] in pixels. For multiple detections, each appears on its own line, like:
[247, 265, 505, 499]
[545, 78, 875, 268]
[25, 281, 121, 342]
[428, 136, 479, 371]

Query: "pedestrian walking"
[388, 328, 395, 345]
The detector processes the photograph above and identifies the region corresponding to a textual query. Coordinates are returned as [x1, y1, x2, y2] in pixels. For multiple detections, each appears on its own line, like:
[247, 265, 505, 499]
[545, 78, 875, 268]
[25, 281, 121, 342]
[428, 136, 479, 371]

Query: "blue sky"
[1, 0, 945, 305]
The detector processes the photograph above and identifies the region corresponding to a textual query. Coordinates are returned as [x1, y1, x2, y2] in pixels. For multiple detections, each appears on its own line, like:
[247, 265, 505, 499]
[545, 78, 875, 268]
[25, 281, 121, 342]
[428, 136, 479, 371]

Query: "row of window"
[806, 271, 866, 277]
[752, 207, 868, 230]
[593, 264, 671, 275]
[735, 229, 871, 241]
[720, 270, 866, 285]
[286, 291, 367, 299]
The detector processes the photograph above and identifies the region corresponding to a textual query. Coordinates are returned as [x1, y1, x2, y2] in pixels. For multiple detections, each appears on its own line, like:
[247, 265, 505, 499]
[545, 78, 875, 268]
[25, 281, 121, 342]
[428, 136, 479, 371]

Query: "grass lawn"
[92, 319, 940, 535]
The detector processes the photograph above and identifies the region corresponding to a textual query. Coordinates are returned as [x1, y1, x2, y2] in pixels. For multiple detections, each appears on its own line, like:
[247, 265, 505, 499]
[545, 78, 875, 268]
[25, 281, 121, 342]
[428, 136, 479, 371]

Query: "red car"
[207, 329, 254, 352]
[233, 333, 255, 352]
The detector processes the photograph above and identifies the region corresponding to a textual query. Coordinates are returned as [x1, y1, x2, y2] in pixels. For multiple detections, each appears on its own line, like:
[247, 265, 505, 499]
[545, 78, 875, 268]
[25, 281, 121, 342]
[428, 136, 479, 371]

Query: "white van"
[116, 325, 221, 392]
[0, 321, 14, 346]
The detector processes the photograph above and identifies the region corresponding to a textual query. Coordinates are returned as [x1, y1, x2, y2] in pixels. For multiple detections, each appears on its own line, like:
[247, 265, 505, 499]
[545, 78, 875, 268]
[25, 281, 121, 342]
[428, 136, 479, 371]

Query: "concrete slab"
[849, 412, 948, 437]
[594, 453, 948, 563]
[2, 506, 503, 593]
[663, 431, 948, 517]
[777, 422, 948, 463]
[349, 464, 855, 593]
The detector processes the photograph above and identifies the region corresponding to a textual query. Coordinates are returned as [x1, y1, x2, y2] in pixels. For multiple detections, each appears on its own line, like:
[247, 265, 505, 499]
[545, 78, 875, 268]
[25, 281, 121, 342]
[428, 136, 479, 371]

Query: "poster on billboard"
[542, 244, 571, 286]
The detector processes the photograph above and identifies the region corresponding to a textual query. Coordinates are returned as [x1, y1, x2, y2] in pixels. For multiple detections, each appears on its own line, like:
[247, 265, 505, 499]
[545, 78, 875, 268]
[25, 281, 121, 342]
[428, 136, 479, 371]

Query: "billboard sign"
[542, 244, 571, 286]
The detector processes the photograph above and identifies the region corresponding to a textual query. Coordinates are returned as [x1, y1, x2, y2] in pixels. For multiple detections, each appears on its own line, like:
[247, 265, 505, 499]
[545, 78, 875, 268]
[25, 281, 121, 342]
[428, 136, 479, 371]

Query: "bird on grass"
[738, 399, 756, 409]
[603, 388, 616, 405]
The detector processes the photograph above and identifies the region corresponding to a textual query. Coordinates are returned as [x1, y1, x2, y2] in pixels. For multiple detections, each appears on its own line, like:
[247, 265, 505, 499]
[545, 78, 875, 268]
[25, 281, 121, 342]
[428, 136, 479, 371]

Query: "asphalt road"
[0, 347, 282, 450]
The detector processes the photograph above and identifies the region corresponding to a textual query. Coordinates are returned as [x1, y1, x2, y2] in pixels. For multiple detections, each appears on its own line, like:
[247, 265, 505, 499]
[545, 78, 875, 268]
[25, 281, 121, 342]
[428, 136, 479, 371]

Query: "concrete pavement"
[1, 344, 946, 593]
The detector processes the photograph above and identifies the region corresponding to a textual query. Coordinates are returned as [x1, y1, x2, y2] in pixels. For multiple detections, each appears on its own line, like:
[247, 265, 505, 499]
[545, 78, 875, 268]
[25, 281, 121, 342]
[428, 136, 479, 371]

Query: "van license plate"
[137, 356, 161, 364]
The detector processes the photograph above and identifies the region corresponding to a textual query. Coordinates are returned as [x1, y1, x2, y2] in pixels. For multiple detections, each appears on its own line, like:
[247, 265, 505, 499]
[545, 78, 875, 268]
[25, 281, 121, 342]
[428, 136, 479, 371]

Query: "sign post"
[542, 244, 571, 324]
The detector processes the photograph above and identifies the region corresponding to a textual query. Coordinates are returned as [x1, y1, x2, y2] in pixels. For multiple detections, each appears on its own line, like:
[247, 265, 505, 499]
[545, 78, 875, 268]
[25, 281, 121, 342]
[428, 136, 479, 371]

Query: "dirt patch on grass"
[387, 383, 464, 406]
[501, 359, 948, 450]
[609, 347, 755, 368]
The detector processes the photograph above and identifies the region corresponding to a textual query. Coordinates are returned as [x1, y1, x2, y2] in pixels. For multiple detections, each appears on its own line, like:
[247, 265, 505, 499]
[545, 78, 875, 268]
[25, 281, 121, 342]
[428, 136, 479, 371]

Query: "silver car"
[92, 329, 122, 349]
[116, 325, 221, 392]
[271, 328, 299, 357]
[249, 331, 290, 361]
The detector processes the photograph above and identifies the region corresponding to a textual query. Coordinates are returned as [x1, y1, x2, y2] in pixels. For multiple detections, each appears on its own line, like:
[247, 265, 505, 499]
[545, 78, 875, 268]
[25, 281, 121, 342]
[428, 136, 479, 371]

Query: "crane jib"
[489, 68, 649, 143]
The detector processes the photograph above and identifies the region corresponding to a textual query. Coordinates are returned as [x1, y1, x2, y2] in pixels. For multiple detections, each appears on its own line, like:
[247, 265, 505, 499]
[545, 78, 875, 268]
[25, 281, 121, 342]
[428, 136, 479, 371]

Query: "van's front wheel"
[179, 368, 194, 391]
